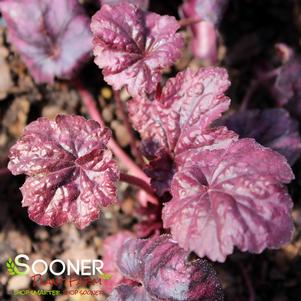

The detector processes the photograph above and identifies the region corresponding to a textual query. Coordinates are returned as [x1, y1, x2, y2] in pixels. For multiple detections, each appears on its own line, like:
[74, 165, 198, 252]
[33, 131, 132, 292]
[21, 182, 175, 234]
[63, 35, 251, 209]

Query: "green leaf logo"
[100, 272, 112, 280]
[6, 258, 24, 276]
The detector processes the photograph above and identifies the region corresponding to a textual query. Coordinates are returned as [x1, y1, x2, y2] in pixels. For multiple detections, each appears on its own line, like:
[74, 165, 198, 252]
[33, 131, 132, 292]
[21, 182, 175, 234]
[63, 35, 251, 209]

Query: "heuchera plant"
[222, 108, 301, 165]
[3, 1, 296, 299]
[8, 115, 119, 229]
[91, 3, 183, 97]
[0, 0, 92, 83]
[108, 235, 223, 301]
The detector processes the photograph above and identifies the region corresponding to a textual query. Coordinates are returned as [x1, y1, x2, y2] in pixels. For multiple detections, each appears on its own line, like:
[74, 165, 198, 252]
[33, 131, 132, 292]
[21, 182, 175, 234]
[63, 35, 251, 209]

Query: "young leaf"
[222, 108, 301, 165]
[100, 0, 149, 10]
[8, 115, 119, 229]
[0, 0, 92, 83]
[102, 231, 136, 293]
[91, 3, 183, 97]
[163, 138, 294, 262]
[108, 235, 223, 301]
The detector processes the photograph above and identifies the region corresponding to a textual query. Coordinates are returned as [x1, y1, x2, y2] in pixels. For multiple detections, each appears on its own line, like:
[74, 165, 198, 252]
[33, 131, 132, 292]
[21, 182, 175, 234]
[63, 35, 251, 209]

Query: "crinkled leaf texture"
[223, 108, 301, 165]
[129, 67, 295, 262]
[100, 0, 149, 10]
[163, 139, 294, 262]
[91, 3, 183, 97]
[8, 115, 119, 229]
[0, 0, 92, 83]
[108, 235, 223, 301]
[102, 231, 136, 293]
[129, 67, 235, 194]
[129, 67, 232, 155]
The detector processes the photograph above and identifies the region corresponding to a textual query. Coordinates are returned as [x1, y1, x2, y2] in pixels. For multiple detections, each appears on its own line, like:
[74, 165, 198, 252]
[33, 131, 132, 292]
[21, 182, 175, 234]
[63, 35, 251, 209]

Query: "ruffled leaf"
[0, 0, 92, 83]
[129, 67, 231, 155]
[223, 108, 301, 165]
[129, 67, 235, 194]
[163, 139, 294, 262]
[8, 115, 119, 229]
[108, 235, 223, 301]
[91, 3, 183, 97]
[102, 231, 136, 293]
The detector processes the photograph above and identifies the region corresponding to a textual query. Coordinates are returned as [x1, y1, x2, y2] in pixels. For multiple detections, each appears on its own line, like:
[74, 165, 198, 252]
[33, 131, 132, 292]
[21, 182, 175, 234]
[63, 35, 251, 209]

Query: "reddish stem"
[74, 79, 105, 127]
[73, 79, 150, 184]
[114, 91, 144, 165]
[120, 173, 157, 204]
[194, 21, 218, 64]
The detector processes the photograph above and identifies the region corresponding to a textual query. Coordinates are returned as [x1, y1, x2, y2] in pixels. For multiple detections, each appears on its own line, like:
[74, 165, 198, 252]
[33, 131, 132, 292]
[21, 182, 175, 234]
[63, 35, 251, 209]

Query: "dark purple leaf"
[163, 138, 294, 262]
[108, 235, 223, 301]
[91, 3, 183, 97]
[271, 56, 301, 106]
[223, 108, 301, 165]
[134, 202, 163, 238]
[181, 0, 229, 25]
[142, 143, 175, 197]
[8, 115, 119, 229]
[0, 0, 92, 83]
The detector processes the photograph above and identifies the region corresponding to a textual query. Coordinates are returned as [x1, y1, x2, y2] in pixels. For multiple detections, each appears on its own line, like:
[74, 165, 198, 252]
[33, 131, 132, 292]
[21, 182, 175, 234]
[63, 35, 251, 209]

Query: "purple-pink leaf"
[129, 67, 235, 194]
[8, 115, 119, 229]
[102, 231, 136, 293]
[223, 108, 301, 165]
[100, 0, 149, 10]
[268, 55, 301, 121]
[91, 3, 183, 97]
[163, 138, 294, 262]
[129, 67, 231, 155]
[108, 235, 223, 301]
[0, 0, 92, 84]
